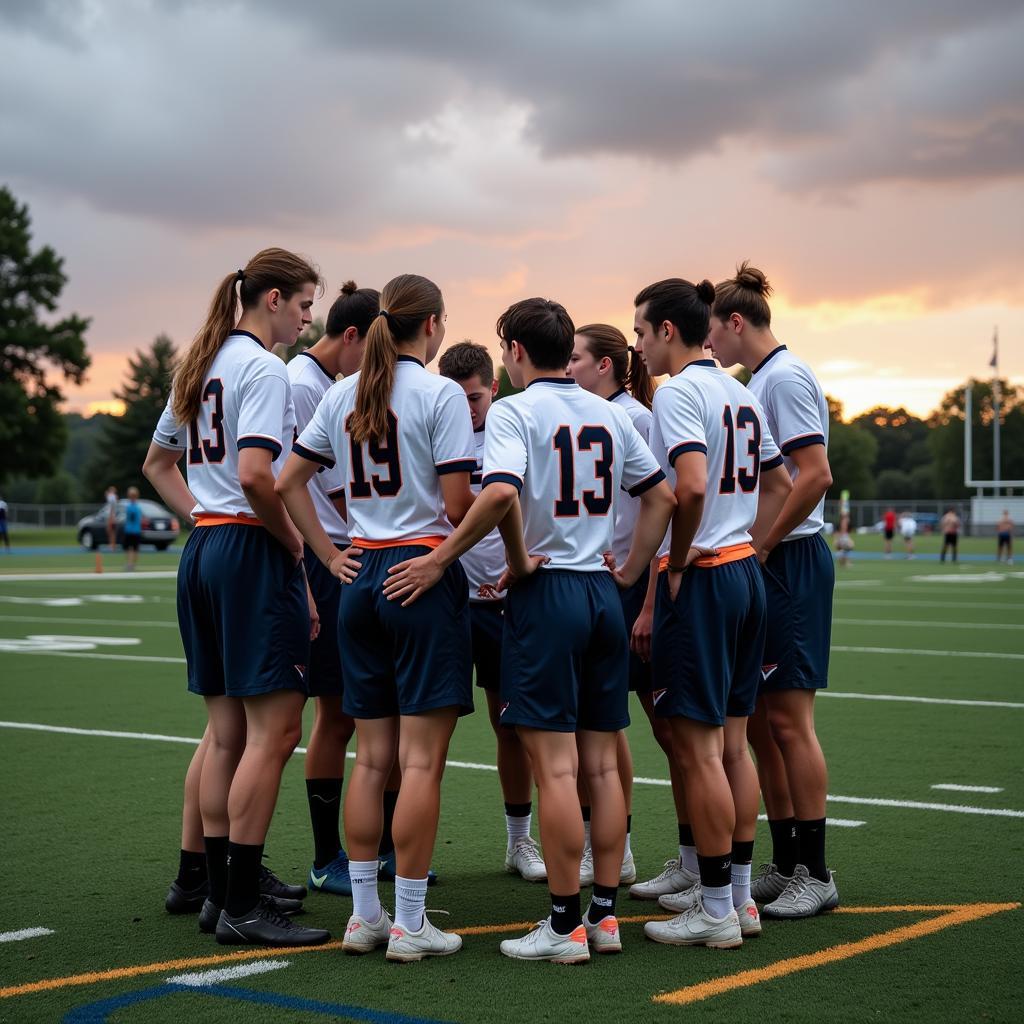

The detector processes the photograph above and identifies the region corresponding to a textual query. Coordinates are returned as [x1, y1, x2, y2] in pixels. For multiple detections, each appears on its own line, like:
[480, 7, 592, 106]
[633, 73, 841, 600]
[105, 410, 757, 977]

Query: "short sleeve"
[431, 381, 477, 476]
[482, 400, 527, 492]
[765, 375, 826, 455]
[758, 412, 783, 471]
[620, 419, 665, 497]
[153, 396, 186, 452]
[654, 382, 707, 465]
[237, 371, 289, 460]
[294, 390, 340, 471]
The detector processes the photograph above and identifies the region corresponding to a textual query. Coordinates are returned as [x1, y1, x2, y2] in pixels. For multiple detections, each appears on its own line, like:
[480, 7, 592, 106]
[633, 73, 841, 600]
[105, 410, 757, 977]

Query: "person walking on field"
[899, 511, 917, 559]
[882, 507, 896, 559]
[996, 510, 1014, 565]
[123, 486, 143, 571]
[939, 508, 961, 563]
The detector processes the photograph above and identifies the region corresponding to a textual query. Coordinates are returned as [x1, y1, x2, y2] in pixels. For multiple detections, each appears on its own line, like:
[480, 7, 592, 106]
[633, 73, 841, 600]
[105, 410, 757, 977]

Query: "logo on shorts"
[761, 664, 778, 681]
[499, 702, 509, 718]
[652, 688, 668, 705]
[294, 664, 306, 679]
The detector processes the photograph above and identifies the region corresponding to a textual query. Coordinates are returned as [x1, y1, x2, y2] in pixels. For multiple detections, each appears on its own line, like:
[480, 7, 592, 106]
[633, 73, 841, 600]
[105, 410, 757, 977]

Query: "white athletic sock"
[506, 812, 531, 848]
[679, 844, 698, 875]
[731, 862, 752, 907]
[349, 859, 381, 923]
[702, 882, 732, 920]
[394, 875, 429, 933]
[623, 830, 632, 859]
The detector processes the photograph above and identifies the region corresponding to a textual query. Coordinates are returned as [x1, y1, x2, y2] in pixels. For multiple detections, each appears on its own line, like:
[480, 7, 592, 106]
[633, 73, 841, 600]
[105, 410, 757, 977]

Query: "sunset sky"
[2, 0, 1021, 420]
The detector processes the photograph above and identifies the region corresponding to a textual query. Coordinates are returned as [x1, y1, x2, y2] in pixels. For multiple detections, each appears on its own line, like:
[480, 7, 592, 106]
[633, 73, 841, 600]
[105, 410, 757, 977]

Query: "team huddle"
[144, 248, 837, 965]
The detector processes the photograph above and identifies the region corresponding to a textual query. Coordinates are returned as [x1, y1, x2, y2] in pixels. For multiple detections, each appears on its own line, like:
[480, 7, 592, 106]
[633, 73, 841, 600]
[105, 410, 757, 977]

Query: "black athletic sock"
[176, 848, 207, 889]
[587, 883, 618, 924]
[768, 816, 799, 876]
[550, 891, 582, 936]
[379, 789, 399, 858]
[697, 852, 732, 890]
[203, 836, 229, 908]
[625, 814, 632, 835]
[732, 839, 754, 866]
[678, 822, 695, 847]
[796, 818, 829, 882]
[224, 841, 264, 917]
[306, 777, 343, 869]
[581, 804, 591, 823]
[504, 801, 532, 817]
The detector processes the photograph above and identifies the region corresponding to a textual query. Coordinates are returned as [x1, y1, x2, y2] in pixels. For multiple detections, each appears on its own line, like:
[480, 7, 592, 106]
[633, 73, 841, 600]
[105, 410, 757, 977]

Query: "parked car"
[77, 499, 180, 550]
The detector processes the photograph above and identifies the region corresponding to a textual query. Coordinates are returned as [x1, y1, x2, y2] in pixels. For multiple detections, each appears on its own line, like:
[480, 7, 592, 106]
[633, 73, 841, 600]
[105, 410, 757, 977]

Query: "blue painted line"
[62, 984, 178, 1022]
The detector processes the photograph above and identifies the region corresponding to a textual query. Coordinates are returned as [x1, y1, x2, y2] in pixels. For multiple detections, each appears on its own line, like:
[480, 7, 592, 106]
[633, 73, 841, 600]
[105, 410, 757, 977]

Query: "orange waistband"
[658, 542, 756, 572]
[351, 535, 445, 550]
[194, 513, 263, 528]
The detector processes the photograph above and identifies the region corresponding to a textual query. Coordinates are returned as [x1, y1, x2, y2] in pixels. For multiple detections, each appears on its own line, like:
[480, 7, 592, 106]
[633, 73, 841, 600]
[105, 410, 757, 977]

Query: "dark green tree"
[0, 186, 91, 482]
[851, 406, 931, 476]
[826, 420, 878, 500]
[84, 335, 177, 499]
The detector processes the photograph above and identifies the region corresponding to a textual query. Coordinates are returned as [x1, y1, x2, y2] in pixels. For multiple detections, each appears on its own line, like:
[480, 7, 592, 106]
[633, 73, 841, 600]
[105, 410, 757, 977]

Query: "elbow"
[820, 469, 834, 493]
[677, 483, 706, 506]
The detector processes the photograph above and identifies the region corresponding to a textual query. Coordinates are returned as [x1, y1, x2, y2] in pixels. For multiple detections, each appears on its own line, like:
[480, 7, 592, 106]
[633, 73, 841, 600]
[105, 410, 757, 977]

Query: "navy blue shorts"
[651, 555, 766, 726]
[304, 544, 345, 699]
[338, 545, 473, 719]
[760, 532, 834, 693]
[619, 567, 653, 693]
[470, 600, 504, 692]
[501, 570, 629, 733]
[177, 524, 310, 698]
[122, 533, 141, 551]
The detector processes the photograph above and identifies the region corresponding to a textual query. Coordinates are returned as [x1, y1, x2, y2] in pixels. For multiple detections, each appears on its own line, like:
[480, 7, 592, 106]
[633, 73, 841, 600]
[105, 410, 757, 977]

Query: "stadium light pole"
[991, 326, 1000, 496]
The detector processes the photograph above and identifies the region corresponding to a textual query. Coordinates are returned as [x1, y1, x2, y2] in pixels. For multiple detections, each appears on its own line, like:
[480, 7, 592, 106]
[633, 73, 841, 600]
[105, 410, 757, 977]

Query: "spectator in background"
[883, 507, 896, 559]
[996, 510, 1014, 565]
[899, 511, 917, 559]
[123, 486, 143, 571]
[939, 508, 961, 563]
[0, 495, 9, 551]
[835, 513, 853, 568]
[105, 486, 119, 551]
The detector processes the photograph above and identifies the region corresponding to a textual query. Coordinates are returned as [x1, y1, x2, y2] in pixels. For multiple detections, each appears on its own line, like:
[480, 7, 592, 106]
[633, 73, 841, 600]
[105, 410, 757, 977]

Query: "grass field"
[0, 535, 1021, 1022]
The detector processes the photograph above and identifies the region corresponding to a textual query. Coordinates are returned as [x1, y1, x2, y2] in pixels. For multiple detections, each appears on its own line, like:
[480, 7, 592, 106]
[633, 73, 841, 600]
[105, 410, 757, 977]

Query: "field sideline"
[0, 540, 1021, 1022]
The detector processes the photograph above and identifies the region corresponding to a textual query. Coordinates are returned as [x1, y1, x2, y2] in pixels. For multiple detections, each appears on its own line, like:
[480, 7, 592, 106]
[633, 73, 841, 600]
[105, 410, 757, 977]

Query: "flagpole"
[992, 326, 1000, 494]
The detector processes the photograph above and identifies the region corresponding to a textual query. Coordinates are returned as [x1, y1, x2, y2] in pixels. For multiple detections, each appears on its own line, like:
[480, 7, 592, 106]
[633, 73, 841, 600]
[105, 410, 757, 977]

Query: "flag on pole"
[989, 327, 998, 369]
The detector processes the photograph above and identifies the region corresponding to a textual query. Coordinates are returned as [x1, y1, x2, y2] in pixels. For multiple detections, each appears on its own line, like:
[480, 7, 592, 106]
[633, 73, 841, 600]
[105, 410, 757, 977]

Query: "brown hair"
[438, 341, 494, 387]
[173, 247, 320, 423]
[349, 274, 443, 443]
[496, 298, 574, 371]
[576, 323, 653, 409]
[634, 278, 715, 348]
[712, 260, 772, 328]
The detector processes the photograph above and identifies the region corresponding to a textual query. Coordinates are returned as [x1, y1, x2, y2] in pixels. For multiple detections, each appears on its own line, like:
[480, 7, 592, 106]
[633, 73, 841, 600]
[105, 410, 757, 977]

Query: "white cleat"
[658, 886, 761, 938]
[579, 844, 594, 887]
[750, 862, 793, 904]
[619, 849, 637, 885]
[342, 909, 392, 954]
[644, 897, 743, 949]
[629, 857, 699, 900]
[505, 836, 547, 882]
[500, 918, 590, 964]
[761, 865, 839, 919]
[735, 899, 762, 937]
[584, 914, 622, 954]
[657, 882, 702, 914]
[385, 914, 462, 962]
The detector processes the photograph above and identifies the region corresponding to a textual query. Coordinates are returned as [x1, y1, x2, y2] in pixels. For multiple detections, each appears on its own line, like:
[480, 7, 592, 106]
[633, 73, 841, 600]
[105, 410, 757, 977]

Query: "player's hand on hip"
[685, 545, 717, 566]
[601, 549, 617, 571]
[497, 554, 549, 592]
[383, 552, 443, 606]
[329, 546, 363, 584]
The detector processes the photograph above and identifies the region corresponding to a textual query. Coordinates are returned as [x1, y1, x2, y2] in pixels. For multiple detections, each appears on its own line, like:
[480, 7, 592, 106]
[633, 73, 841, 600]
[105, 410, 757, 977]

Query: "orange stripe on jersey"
[351, 535, 445, 550]
[194, 513, 263, 527]
[658, 542, 756, 573]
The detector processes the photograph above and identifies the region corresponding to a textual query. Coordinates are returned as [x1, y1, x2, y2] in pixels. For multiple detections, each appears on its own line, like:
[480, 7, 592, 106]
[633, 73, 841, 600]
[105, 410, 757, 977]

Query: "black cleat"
[166, 878, 209, 914]
[199, 895, 304, 934]
[260, 863, 307, 901]
[215, 898, 330, 946]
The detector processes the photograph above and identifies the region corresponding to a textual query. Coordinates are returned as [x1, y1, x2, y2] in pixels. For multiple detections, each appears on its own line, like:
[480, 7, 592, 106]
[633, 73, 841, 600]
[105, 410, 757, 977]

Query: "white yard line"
[2, 650, 186, 664]
[0, 927, 54, 943]
[3, 720, 1020, 821]
[167, 960, 289, 987]
[835, 597, 1024, 611]
[931, 784, 1004, 794]
[833, 617, 1024, 631]
[0, 614, 178, 628]
[831, 645, 1024, 661]
[820, 691, 1023, 709]
[0, 571, 178, 582]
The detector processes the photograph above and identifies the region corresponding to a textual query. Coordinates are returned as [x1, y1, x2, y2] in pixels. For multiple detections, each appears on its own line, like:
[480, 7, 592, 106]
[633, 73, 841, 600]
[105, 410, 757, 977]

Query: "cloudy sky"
[2, 0, 1022, 418]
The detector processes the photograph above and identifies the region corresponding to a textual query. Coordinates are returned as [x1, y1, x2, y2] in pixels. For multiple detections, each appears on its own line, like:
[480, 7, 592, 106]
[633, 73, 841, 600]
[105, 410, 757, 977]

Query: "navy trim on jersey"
[482, 471, 523, 493]
[527, 377, 576, 388]
[668, 440, 708, 464]
[752, 344, 788, 375]
[627, 468, 666, 497]
[436, 458, 477, 476]
[298, 350, 334, 383]
[231, 330, 267, 350]
[293, 441, 335, 469]
[238, 436, 283, 459]
[682, 359, 716, 372]
[608, 388, 627, 401]
[762, 453, 785, 471]
[326, 485, 346, 500]
[397, 354, 424, 367]
[780, 433, 826, 456]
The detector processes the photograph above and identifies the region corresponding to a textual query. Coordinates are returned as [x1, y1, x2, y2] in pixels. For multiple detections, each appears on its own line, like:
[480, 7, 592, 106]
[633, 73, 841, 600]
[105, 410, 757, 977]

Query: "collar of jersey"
[752, 344, 787, 374]
[298, 350, 334, 382]
[607, 387, 627, 401]
[397, 354, 424, 367]
[230, 329, 266, 349]
[527, 376, 576, 388]
[681, 359, 716, 373]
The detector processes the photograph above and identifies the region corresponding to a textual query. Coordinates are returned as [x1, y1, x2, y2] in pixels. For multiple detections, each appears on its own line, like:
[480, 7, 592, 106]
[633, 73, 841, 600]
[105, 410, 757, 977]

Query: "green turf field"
[0, 542, 1021, 1022]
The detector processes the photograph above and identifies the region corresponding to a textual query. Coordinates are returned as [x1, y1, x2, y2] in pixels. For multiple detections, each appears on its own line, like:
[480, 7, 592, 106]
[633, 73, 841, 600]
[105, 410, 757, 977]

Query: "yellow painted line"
[653, 901, 1020, 1007]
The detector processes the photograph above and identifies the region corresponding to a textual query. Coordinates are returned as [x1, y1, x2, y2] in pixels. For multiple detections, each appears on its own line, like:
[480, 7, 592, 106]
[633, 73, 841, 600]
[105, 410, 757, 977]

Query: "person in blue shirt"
[123, 486, 143, 570]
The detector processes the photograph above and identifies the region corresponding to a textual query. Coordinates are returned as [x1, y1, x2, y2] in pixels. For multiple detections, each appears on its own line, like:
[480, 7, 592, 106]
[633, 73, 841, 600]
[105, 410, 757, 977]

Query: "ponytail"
[349, 273, 443, 444]
[577, 323, 654, 410]
[626, 345, 654, 409]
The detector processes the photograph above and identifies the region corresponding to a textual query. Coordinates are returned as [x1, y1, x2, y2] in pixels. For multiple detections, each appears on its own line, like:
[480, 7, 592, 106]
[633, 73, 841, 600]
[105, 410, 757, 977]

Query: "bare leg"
[578, 729, 626, 889]
[343, 716, 399, 861]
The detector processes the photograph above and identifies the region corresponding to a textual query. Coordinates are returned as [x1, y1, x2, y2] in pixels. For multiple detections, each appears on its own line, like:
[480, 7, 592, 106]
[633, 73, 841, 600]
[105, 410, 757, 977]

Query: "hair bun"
[734, 261, 771, 297]
[695, 279, 715, 306]
[340, 280, 358, 296]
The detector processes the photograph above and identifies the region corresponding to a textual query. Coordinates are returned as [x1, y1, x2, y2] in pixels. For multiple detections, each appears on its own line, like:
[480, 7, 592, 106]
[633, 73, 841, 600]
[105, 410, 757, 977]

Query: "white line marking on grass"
[820, 692, 1023, 709]
[0, 615, 178, 628]
[931, 784, 1004, 794]
[0, 927, 54, 943]
[834, 580, 883, 587]
[167, 960, 289, 987]
[909, 573, 1012, 584]
[2, 650, 184, 664]
[0, 571, 178, 582]
[832, 645, 1024, 661]
[834, 617, 1024, 631]
[835, 597, 1024, 611]
[4, 721, 1021, 821]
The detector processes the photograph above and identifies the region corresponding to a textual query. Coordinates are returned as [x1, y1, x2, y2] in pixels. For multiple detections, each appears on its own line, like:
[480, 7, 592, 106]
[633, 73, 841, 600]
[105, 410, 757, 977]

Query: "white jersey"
[900, 515, 917, 538]
[746, 345, 830, 540]
[650, 360, 782, 551]
[482, 377, 663, 572]
[287, 352, 349, 545]
[152, 331, 295, 520]
[294, 355, 475, 544]
[609, 389, 654, 567]
[460, 427, 508, 601]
